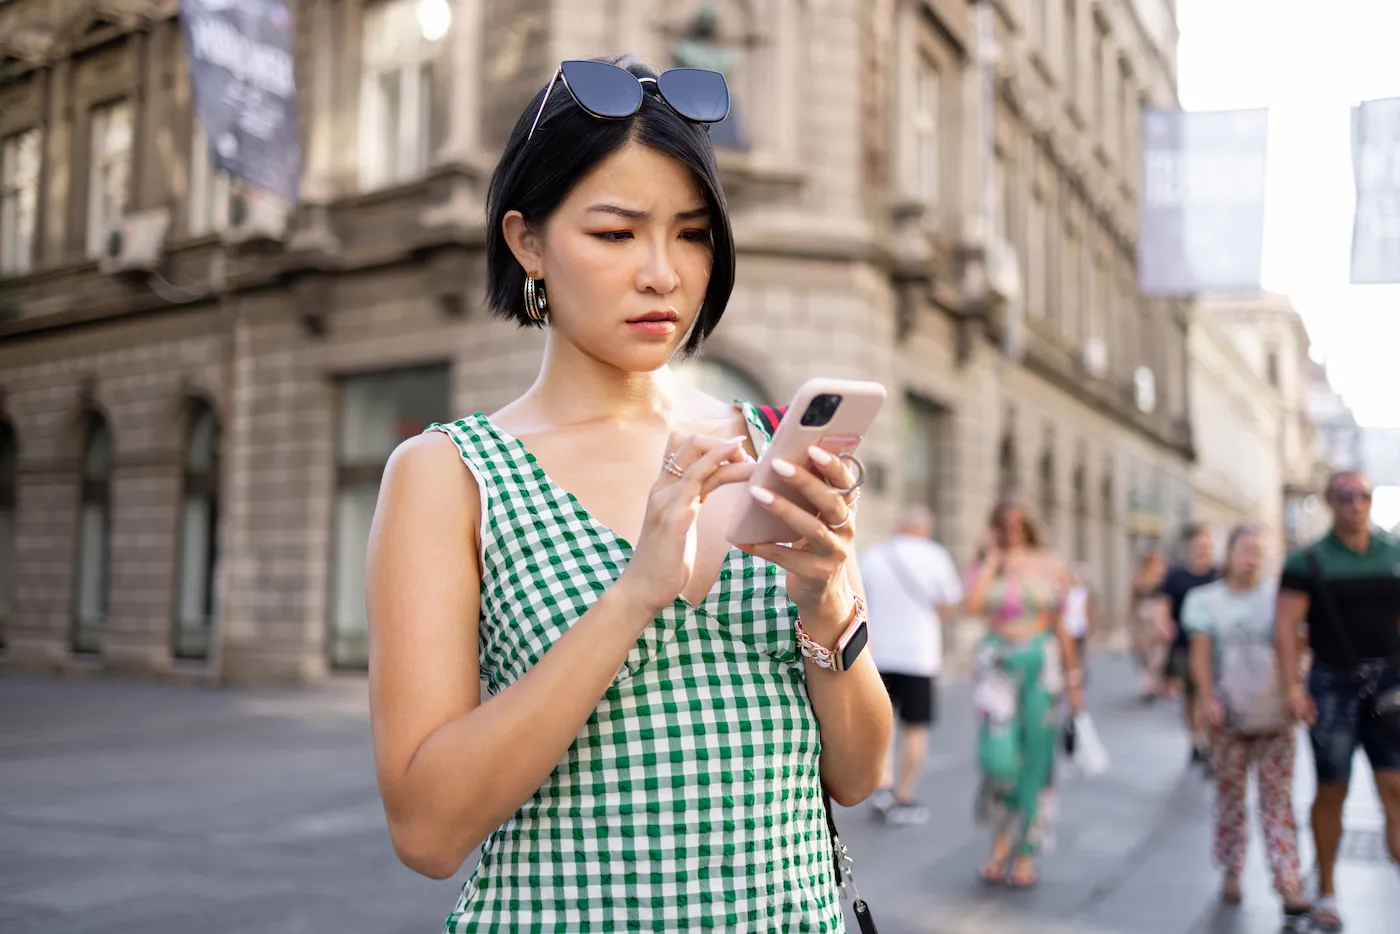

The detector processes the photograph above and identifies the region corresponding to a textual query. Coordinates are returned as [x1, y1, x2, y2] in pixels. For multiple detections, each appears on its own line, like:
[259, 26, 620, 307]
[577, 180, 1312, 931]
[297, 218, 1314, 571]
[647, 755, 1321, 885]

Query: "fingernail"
[807, 446, 832, 465]
[750, 487, 775, 505]
[771, 458, 797, 478]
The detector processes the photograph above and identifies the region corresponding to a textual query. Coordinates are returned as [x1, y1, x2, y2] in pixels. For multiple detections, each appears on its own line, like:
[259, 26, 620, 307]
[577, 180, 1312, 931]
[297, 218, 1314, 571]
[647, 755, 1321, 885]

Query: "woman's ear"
[502, 211, 544, 278]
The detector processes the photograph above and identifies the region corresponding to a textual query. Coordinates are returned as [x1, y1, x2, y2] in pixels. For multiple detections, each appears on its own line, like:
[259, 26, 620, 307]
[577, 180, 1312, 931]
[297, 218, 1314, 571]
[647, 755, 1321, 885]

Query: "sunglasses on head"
[527, 60, 731, 142]
[1333, 489, 1373, 505]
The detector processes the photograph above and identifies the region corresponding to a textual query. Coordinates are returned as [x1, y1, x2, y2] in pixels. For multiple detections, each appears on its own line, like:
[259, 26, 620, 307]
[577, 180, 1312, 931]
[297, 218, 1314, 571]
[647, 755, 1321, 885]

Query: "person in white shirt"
[859, 505, 964, 825]
[1062, 563, 1097, 684]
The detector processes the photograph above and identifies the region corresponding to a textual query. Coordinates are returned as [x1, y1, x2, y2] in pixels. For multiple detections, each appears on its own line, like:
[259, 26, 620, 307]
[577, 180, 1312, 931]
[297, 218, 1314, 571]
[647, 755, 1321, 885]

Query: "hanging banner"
[178, 0, 300, 204]
[1350, 96, 1400, 285]
[1137, 108, 1269, 296]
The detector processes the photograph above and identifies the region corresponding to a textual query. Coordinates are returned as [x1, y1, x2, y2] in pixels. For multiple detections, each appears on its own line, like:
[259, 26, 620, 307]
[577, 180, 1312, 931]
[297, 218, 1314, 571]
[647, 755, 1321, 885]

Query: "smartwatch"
[795, 596, 869, 672]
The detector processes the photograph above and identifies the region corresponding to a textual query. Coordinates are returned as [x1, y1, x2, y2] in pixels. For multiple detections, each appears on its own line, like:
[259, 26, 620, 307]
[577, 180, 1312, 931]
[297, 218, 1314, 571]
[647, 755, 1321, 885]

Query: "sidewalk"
[830, 654, 1399, 934]
[0, 657, 1395, 933]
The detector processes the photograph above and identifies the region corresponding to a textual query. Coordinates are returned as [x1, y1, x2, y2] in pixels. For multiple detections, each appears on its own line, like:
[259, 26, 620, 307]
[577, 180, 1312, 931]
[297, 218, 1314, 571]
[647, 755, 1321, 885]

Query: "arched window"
[174, 402, 220, 660]
[0, 420, 17, 649]
[1039, 447, 1056, 544]
[73, 412, 113, 654]
[670, 357, 768, 407]
[1072, 461, 1088, 564]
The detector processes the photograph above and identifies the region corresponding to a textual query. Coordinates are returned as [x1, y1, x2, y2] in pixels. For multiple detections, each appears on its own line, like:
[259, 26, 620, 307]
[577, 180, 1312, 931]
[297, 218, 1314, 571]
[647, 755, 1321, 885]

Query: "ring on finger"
[825, 453, 866, 496]
[826, 505, 853, 530]
[662, 452, 685, 479]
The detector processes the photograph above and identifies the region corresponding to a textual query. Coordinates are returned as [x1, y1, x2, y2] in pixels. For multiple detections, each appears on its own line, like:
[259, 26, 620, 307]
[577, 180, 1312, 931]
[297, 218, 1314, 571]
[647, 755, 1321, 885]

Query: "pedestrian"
[1182, 525, 1309, 920]
[1129, 550, 1170, 701]
[966, 501, 1085, 888]
[363, 55, 892, 931]
[1062, 563, 1096, 685]
[860, 505, 964, 825]
[1275, 470, 1400, 933]
[1155, 523, 1219, 768]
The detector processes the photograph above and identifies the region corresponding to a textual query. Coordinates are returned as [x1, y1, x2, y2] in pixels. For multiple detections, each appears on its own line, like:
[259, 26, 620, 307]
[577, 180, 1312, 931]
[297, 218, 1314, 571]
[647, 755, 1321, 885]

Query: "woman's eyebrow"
[584, 204, 710, 220]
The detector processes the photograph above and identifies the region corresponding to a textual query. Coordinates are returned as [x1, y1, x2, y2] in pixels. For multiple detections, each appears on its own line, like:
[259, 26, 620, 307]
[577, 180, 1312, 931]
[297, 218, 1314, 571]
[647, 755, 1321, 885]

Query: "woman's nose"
[635, 244, 680, 294]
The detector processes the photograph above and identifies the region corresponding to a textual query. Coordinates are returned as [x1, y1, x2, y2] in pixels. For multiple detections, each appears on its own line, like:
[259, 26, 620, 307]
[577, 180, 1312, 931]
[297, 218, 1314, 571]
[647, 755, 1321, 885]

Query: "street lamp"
[417, 0, 452, 42]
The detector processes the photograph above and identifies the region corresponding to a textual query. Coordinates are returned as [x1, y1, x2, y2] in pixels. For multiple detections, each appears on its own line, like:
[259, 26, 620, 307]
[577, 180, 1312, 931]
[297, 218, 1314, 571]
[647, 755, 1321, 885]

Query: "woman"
[1129, 550, 1170, 701]
[965, 502, 1084, 888]
[1182, 526, 1308, 918]
[365, 56, 891, 931]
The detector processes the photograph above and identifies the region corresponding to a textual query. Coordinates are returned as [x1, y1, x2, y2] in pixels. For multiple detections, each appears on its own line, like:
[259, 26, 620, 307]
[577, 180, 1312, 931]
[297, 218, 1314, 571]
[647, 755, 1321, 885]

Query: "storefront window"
[174, 403, 220, 660]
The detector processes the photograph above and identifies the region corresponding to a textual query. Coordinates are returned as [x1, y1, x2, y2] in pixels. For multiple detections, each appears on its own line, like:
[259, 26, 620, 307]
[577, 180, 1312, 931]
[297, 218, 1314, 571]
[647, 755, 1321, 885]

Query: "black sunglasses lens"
[560, 60, 643, 119]
[657, 68, 731, 124]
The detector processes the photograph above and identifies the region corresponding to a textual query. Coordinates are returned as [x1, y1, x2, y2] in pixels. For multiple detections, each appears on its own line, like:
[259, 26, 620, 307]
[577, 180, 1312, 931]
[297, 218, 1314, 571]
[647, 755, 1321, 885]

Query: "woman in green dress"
[364, 56, 892, 931]
[965, 501, 1085, 888]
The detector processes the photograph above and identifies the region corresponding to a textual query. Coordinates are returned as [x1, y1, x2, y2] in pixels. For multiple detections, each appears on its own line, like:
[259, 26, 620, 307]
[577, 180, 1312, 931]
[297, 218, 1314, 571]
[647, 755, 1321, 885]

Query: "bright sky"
[1177, 0, 1400, 429]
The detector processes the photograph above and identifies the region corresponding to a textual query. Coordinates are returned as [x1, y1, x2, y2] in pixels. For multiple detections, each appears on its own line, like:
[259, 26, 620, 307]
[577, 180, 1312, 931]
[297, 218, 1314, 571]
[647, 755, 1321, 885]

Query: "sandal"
[1311, 895, 1343, 932]
[979, 835, 1012, 885]
[1005, 857, 1038, 889]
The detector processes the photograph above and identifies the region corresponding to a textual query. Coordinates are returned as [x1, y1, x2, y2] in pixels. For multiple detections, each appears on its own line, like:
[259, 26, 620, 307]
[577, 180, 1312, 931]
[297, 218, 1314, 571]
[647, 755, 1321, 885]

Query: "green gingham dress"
[427, 405, 843, 932]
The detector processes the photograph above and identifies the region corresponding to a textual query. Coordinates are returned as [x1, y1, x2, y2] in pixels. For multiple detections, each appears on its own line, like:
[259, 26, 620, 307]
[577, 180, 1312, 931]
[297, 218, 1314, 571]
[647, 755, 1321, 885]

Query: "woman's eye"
[592, 231, 634, 242]
[680, 229, 711, 243]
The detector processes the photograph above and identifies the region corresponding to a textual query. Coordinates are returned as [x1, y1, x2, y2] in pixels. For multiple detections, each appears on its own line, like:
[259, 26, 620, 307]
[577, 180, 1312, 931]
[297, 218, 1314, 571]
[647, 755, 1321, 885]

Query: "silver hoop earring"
[523, 275, 549, 322]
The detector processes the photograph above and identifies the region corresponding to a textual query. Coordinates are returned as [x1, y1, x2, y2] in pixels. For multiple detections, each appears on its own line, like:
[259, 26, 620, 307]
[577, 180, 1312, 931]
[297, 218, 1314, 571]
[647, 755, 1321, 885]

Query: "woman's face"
[1228, 533, 1262, 579]
[509, 141, 714, 373]
[996, 508, 1028, 549]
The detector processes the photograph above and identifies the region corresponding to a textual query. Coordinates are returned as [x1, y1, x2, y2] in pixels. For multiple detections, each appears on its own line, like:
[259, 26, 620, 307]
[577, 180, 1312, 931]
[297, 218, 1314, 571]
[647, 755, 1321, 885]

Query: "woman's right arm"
[366, 432, 747, 879]
[963, 554, 1001, 616]
[1181, 591, 1221, 728]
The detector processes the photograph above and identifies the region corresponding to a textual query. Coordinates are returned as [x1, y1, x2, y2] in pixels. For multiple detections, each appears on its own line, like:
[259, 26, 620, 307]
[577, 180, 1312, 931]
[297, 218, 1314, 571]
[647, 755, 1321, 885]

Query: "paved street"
[1, 656, 1395, 933]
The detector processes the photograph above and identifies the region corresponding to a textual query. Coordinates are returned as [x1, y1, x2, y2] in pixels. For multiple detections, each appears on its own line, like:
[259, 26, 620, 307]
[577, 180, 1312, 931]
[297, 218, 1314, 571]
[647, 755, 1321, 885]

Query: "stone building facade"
[1186, 304, 1284, 564]
[1205, 292, 1336, 550]
[0, 0, 1192, 684]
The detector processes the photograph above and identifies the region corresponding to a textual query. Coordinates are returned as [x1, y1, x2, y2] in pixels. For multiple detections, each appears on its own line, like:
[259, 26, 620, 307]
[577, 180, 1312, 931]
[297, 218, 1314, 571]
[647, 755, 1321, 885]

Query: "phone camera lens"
[800, 394, 842, 427]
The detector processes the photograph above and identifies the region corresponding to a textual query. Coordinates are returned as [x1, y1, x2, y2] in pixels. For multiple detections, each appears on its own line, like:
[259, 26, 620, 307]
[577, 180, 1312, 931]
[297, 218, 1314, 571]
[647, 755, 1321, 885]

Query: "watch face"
[839, 621, 869, 671]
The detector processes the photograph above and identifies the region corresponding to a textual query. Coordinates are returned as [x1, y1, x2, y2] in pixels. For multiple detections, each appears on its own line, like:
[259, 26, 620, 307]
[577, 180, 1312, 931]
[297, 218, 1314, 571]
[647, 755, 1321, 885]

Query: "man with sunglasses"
[1275, 470, 1400, 932]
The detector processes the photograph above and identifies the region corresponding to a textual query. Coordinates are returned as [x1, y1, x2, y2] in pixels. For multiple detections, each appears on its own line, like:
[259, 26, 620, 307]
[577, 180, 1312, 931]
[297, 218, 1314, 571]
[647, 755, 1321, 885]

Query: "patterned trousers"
[1209, 726, 1305, 896]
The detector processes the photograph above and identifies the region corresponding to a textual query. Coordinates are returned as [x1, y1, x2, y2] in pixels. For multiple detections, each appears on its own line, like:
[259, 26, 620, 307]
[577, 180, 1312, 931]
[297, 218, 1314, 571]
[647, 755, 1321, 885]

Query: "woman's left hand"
[737, 445, 860, 643]
[1067, 683, 1085, 715]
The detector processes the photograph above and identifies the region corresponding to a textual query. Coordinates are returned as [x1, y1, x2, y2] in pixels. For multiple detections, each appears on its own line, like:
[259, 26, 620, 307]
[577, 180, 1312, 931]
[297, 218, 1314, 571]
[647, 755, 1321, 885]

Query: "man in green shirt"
[1275, 470, 1400, 931]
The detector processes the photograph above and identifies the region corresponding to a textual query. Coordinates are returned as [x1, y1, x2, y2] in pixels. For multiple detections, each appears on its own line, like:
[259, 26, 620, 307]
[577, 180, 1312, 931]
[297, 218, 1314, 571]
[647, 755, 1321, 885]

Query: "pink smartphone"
[726, 378, 887, 546]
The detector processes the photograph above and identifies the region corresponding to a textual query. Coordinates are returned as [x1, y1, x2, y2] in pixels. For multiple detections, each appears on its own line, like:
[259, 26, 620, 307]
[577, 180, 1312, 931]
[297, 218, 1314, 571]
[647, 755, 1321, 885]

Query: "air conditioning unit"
[986, 233, 1022, 305]
[100, 207, 171, 276]
[1081, 336, 1109, 378]
[222, 187, 289, 246]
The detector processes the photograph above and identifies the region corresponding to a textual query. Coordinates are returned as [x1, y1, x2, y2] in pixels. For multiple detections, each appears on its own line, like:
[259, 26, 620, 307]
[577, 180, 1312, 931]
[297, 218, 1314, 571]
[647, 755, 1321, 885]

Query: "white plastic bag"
[1068, 712, 1110, 777]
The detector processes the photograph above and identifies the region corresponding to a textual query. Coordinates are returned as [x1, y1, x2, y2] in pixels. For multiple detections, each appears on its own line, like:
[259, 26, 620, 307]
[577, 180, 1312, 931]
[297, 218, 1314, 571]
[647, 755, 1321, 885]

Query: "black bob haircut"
[484, 55, 736, 357]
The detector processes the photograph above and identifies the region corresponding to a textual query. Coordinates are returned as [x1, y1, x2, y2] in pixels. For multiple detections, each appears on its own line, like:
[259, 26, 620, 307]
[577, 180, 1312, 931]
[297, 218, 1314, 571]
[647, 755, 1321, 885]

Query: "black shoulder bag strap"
[753, 402, 878, 934]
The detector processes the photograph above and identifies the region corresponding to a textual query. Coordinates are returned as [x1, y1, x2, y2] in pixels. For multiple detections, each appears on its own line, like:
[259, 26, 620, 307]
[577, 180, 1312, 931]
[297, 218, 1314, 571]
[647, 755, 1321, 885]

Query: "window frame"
[173, 402, 220, 660]
[188, 122, 233, 236]
[86, 100, 133, 259]
[358, 0, 445, 190]
[911, 51, 942, 207]
[0, 128, 40, 275]
[71, 412, 113, 654]
[329, 364, 452, 669]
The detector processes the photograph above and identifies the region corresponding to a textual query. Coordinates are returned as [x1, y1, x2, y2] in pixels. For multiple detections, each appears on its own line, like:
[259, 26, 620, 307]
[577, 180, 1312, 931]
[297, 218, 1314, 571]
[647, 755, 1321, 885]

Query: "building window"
[87, 101, 133, 259]
[1064, 0, 1078, 102]
[1265, 346, 1281, 387]
[73, 412, 113, 654]
[1063, 217, 1080, 342]
[1072, 463, 1088, 564]
[671, 357, 768, 406]
[188, 123, 233, 236]
[0, 420, 16, 649]
[1093, 22, 1107, 137]
[902, 395, 950, 535]
[912, 53, 941, 205]
[174, 402, 219, 660]
[1039, 445, 1056, 543]
[359, 0, 448, 190]
[1, 129, 40, 276]
[331, 365, 450, 668]
[1027, 186, 1045, 318]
